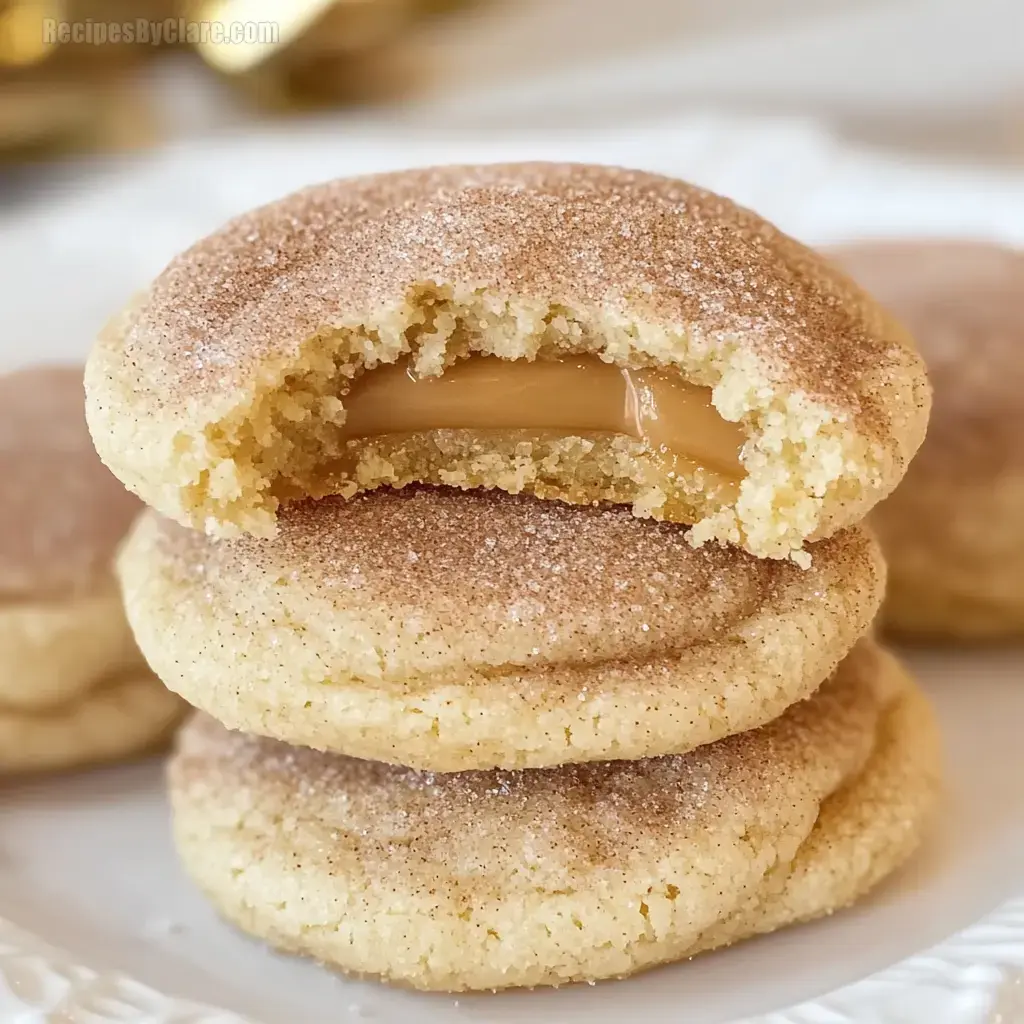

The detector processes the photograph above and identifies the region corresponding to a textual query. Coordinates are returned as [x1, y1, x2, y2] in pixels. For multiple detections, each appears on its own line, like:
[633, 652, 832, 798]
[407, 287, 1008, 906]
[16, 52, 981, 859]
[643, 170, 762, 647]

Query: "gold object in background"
[415, 0, 471, 12]
[0, 73, 159, 156]
[0, 0, 477, 158]
[1, 0, 179, 70]
[0, 0, 62, 69]
[238, 41, 417, 109]
[189, 0, 418, 107]
[0, 0, 171, 155]
[191, 0, 412, 74]
[0, 79, 86, 149]
[0, 1, 85, 154]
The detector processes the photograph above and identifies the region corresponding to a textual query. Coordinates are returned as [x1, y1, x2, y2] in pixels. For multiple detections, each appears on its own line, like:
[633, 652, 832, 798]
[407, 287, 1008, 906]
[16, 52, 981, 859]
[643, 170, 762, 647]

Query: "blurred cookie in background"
[0, 670, 185, 775]
[834, 241, 1024, 642]
[0, 365, 183, 774]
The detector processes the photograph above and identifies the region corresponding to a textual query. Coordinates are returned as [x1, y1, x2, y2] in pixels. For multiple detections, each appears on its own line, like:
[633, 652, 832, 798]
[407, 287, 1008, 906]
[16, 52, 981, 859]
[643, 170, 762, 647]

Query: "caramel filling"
[340, 356, 746, 478]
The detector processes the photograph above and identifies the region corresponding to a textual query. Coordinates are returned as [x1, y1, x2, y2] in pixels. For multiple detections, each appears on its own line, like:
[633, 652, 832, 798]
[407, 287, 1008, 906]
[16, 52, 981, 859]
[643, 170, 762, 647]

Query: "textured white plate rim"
[2, 897, 1024, 1023]
[3, 113, 1024, 1023]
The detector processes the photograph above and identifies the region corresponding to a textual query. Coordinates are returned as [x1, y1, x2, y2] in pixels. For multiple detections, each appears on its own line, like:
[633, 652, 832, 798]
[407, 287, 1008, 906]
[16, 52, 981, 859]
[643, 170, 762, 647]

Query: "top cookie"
[0, 365, 141, 599]
[85, 163, 929, 559]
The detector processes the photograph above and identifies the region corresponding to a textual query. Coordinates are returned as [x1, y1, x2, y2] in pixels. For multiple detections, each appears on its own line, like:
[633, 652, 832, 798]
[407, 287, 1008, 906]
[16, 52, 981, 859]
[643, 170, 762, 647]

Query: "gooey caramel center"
[339, 355, 746, 477]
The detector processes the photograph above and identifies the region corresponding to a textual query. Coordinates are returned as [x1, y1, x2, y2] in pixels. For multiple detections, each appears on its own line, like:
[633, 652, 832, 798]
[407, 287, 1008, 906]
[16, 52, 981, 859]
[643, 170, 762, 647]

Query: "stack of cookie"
[0, 366, 182, 775]
[87, 164, 942, 991]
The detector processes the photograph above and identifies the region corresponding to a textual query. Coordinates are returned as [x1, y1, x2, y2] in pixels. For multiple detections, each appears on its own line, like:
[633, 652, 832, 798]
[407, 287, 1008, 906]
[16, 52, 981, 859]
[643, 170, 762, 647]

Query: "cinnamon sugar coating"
[119, 486, 885, 770]
[112, 164, 912, 418]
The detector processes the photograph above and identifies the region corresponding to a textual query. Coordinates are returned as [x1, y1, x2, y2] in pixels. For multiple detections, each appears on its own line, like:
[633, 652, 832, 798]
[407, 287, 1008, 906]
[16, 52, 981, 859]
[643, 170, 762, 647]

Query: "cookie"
[0, 671, 183, 775]
[0, 365, 148, 710]
[119, 485, 885, 771]
[168, 641, 941, 991]
[834, 242, 1024, 640]
[86, 163, 930, 560]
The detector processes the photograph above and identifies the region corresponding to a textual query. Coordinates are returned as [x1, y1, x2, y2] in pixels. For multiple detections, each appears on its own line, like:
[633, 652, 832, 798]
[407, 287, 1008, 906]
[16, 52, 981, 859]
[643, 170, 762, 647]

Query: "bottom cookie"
[168, 642, 941, 992]
[0, 672, 184, 774]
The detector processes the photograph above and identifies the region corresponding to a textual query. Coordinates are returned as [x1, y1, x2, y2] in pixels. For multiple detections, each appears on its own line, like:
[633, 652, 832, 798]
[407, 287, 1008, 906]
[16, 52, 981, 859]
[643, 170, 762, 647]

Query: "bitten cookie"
[120, 485, 885, 771]
[835, 241, 1024, 640]
[168, 642, 941, 991]
[86, 163, 930, 560]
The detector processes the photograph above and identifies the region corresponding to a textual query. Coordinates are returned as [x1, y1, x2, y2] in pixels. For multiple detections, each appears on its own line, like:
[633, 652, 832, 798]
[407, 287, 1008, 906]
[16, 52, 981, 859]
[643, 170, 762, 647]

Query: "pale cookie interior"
[186, 285, 883, 559]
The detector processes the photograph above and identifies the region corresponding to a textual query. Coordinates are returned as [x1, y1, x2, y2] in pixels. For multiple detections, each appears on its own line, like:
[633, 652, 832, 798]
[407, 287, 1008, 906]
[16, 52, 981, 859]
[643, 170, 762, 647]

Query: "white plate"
[2, 116, 1024, 1023]
[2, 650, 1024, 1023]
